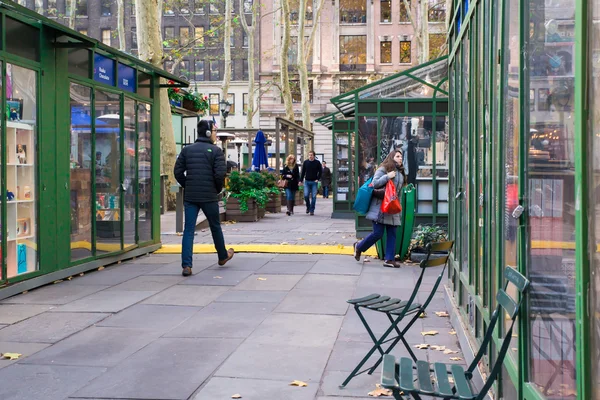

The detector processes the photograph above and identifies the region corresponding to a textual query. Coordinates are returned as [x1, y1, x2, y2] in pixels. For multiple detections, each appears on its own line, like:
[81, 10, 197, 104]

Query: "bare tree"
[279, 0, 294, 120]
[221, 0, 233, 127]
[135, 0, 178, 208]
[67, 0, 76, 29]
[238, 0, 259, 128]
[117, 0, 126, 51]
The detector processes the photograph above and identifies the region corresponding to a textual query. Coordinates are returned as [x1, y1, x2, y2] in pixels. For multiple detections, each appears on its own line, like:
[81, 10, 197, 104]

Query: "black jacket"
[282, 164, 300, 191]
[300, 159, 322, 182]
[174, 137, 226, 203]
[321, 166, 332, 186]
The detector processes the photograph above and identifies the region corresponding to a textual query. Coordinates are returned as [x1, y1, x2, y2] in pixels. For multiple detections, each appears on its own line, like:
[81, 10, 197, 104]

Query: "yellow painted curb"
[155, 243, 379, 256]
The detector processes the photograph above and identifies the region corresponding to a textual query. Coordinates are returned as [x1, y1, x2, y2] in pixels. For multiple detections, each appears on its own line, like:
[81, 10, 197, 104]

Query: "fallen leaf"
[67, 276, 73, 281]
[450, 357, 463, 361]
[443, 349, 459, 354]
[512, 334, 518, 338]
[53, 280, 63, 284]
[415, 344, 430, 349]
[449, 330, 457, 335]
[280, 242, 289, 245]
[289, 380, 308, 387]
[257, 277, 267, 281]
[562, 388, 577, 396]
[213, 276, 223, 279]
[368, 383, 392, 397]
[176, 232, 183, 236]
[342, 236, 347, 239]
[98, 266, 105, 271]
[419, 312, 427, 318]
[421, 330, 439, 336]
[320, 242, 328, 245]
[448, 376, 455, 384]
[337, 244, 345, 249]
[430, 345, 446, 351]
[231, 394, 242, 399]
[79, 273, 84, 276]
[512, 348, 518, 352]
[21, 291, 28, 294]
[1, 353, 22, 360]
[364, 259, 371, 263]
[297, 238, 305, 240]
[435, 311, 449, 317]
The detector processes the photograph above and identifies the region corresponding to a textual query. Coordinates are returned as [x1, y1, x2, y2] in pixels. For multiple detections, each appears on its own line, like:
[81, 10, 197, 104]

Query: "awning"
[314, 112, 346, 130]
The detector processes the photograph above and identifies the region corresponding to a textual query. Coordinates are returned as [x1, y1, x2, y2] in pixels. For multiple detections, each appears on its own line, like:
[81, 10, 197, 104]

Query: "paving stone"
[67, 265, 157, 286]
[357, 270, 416, 290]
[191, 376, 318, 400]
[316, 397, 374, 400]
[326, 340, 414, 372]
[272, 253, 324, 262]
[320, 369, 383, 397]
[256, 261, 316, 275]
[73, 338, 241, 400]
[247, 313, 343, 348]
[215, 342, 331, 382]
[0, 304, 55, 324]
[275, 290, 352, 315]
[144, 260, 214, 275]
[53, 290, 156, 313]
[142, 285, 229, 306]
[128, 254, 180, 264]
[234, 274, 303, 291]
[206, 256, 274, 271]
[215, 290, 288, 304]
[0, 324, 6, 330]
[338, 309, 424, 344]
[0, 364, 106, 400]
[310, 259, 363, 275]
[180, 269, 254, 286]
[294, 274, 359, 293]
[106, 275, 185, 291]
[0, 284, 109, 305]
[165, 302, 275, 338]
[0, 312, 108, 343]
[0, 342, 49, 369]
[22, 326, 160, 367]
[97, 304, 200, 331]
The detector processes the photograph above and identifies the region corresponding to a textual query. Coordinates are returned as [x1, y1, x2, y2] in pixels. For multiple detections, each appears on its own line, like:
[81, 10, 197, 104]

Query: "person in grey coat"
[353, 149, 407, 268]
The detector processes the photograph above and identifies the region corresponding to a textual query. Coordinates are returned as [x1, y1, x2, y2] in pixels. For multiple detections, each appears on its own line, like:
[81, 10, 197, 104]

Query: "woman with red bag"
[353, 150, 407, 268]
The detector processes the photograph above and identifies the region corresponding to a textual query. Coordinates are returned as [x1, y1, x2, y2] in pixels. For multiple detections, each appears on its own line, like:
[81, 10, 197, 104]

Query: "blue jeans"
[304, 180, 318, 212]
[323, 185, 330, 198]
[285, 188, 296, 201]
[182, 201, 227, 267]
[357, 221, 397, 261]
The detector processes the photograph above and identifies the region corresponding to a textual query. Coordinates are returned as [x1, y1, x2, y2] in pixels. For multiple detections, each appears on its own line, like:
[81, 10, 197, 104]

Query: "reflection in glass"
[357, 117, 378, 188]
[123, 99, 136, 249]
[461, 38, 469, 273]
[138, 103, 152, 243]
[70, 84, 93, 261]
[335, 132, 350, 201]
[6, 64, 38, 278]
[527, 0, 577, 395]
[95, 90, 122, 253]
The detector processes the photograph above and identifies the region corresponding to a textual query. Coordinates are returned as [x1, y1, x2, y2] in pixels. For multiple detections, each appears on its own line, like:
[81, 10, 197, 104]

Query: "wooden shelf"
[8, 235, 35, 242]
[7, 199, 35, 204]
[7, 121, 34, 131]
[7, 163, 34, 166]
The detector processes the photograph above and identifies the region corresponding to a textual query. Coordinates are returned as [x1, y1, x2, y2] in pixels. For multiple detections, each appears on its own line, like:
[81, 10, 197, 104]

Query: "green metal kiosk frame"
[0, 2, 188, 300]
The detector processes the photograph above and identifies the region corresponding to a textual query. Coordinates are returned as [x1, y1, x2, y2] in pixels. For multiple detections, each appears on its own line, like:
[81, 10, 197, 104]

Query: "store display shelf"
[8, 235, 34, 241]
[7, 163, 34, 166]
[7, 199, 34, 203]
[7, 121, 34, 131]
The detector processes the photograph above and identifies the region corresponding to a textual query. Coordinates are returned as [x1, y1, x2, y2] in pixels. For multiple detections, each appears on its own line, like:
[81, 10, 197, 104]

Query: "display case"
[331, 119, 356, 218]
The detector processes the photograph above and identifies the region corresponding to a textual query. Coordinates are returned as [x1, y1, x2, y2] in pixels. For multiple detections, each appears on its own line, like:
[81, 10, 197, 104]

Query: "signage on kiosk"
[94, 54, 115, 86]
[118, 63, 136, 93]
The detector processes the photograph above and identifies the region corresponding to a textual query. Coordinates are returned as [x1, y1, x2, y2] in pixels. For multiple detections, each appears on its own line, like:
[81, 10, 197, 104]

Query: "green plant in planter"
[225, 171, 270, 213]
[409, 224, 448, 254]
[183, 92, 209, 115]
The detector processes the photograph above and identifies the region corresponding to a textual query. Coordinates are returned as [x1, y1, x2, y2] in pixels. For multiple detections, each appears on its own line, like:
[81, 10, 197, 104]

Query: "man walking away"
[174, 119, 234, 276]
[300, 150, 322, 215]
[321, 161, 332, 198]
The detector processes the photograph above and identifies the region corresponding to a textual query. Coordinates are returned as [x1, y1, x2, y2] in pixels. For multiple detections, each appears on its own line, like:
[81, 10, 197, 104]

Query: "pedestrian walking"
[174, 119, 235, 276]
[353, 149, 407, 268]
[321, 161, 332, 198]
[300, 150, 322, 215]
[282, 154, 300, 216]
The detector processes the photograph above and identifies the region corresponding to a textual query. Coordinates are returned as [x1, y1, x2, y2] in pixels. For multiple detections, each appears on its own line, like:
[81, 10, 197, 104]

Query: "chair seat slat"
[347, 293, 380, 304]
[358, 296, 391, 306]
[368, 298, 402, 309]
[381, 355, 398, 389]
[417, 360, 434, 394]
[434, 362, 454, 396]
[390, 303, 421, 315]
[399, 357, 415, 391]
[450, 364, 473, 399]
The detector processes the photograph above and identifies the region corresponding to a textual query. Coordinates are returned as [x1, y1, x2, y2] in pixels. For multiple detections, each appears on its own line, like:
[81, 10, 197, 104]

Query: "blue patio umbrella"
[251, 130, 269, 171]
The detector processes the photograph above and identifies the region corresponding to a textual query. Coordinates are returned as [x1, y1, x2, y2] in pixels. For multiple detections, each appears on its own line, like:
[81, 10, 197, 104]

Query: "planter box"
[258, 206, 266, 219]
[295, 191, 304, 205]
[182, 98, 200, 112]
[266, 193, 281, 213]
[226, 198, 258, 222]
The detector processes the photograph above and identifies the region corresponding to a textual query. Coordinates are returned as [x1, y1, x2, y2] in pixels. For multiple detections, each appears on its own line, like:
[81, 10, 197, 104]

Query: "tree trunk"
[280, 0, 294, 121]
[117, 0, 126, 51]
[297, 0, 310, 129]
[68, 0, 76, 29]
[420, 0, 429, 63]
[239, 0, 257, 129]
[221, 0, 233, 127]
[401, 0, 423, 63]
[136, 0, 178, 210]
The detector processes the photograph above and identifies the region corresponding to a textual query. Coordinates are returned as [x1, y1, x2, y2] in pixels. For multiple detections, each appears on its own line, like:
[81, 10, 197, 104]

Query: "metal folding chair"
[381, 266, 530, 400]
[340, 241, 455, 388]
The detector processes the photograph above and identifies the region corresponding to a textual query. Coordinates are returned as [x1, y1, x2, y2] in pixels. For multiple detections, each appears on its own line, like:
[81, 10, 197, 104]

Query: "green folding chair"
[381, 266, 530, 400]
[340, 240, 455, 388]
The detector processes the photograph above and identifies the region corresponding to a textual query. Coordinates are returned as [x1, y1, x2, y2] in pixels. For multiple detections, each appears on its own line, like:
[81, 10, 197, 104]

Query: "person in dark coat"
[321, 161, 332, 198]
[282, 154, 300, 216]
[300, 150, 322, 215]
[174, 119, 234, 276]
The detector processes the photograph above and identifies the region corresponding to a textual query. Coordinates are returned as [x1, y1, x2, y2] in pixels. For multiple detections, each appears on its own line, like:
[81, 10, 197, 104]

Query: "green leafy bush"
[225, 171, 272, 213]
[409, 224, 448, 254]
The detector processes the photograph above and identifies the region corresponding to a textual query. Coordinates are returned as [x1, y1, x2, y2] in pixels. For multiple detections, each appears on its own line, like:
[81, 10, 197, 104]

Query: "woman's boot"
[291, 200, 295, 214]
[286, 200, 291, 216]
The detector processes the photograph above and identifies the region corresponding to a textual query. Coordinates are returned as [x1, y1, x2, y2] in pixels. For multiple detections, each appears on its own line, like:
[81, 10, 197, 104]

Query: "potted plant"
[408, 224, 449, 263]
[261, 171, 281, 213]
[167, 83, 183, 107]
[247, 172, 268, 218]
[224, 171, 258, 222]
[182, 91, 209, 115]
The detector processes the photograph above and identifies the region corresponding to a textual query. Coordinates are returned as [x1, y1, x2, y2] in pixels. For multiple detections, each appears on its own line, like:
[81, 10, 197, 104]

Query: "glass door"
[6, 64, 38, 279]
[138, 103, 152, 243]
[123, 98, 136, 249]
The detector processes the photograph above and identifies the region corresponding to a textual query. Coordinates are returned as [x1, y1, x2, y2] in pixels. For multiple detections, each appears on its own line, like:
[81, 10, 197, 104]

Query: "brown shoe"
[218, 248, 235, 266]
[182, 266, 192, 276]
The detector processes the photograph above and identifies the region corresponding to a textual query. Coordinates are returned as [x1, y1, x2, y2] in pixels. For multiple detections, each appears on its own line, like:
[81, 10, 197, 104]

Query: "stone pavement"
[0, 251, 465, 400]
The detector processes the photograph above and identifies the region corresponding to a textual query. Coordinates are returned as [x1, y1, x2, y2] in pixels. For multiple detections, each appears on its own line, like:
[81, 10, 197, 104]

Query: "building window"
[231, 61, 235, 80]
[194, 0, 204, 13]
[339, 35, 367, 71]
[210, 60, 220, 80]
[131, 28, 137, 49]
[164, 60, 174, 73]
[35, 0, 42, 13]
[195, 27, 204, 48]
[244, 0, 253, 13]
[243, 93, 249, 115]
[180, 60, 190, 79]
[339, 79, 367, 94]
[243, 59, 249, 80]
[164, 27, 175, 45]
[428, 0, 446, 22]
[340, 0, 367, 24]
[228, 93, 235, 115]
[399, 40, 411, 63]
[180, 27, 190, 47]
[101, 29, 111, 46]
[289, 80, 313, 103]
[288, 36, 299, 68]
[76, 0, 88, 15]
[399, 0, 410, 22]
[380, 0, 391, 22]
[231, 31, 235, 47]
[195, 60, 205, 81]
[131, 0, 136, 15]
[79, 29, 88, 36]
[428, 33, 446, 59]
[380, 40, 392, 63]
[243, 32, 249, 48]
[101, 0, 111, 16]
[48, 0, 57, 16]
[209, 94, 220, 115]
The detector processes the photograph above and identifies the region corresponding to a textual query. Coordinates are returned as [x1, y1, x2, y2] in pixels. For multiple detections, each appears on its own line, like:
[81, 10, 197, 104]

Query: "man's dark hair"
[308, 150, 315, 156]
[322, 161, 327, 165]
[197, 119, 215, 137]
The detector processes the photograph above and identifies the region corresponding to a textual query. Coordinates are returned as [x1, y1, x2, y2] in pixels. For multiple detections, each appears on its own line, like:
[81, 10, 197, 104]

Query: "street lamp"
[231, 138, 246, 171]
[219, 99, 232, 128]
